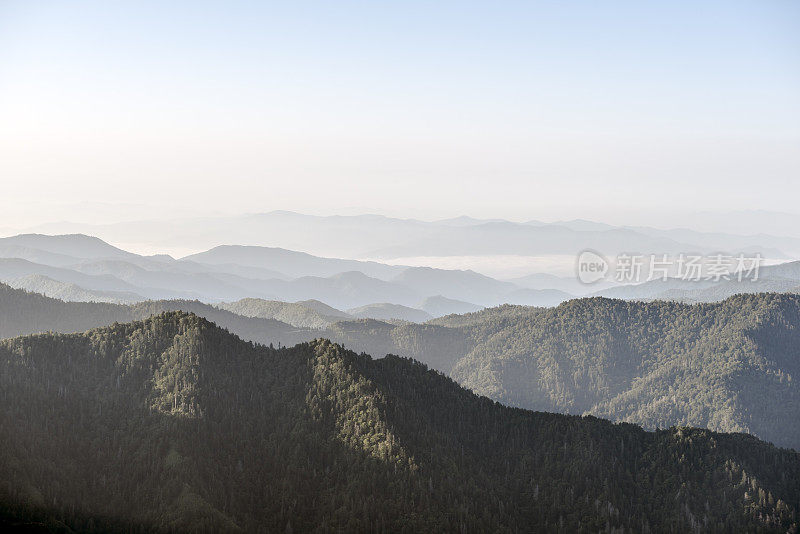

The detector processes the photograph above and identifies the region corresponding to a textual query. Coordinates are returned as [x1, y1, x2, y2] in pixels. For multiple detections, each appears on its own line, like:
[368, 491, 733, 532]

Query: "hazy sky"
[1, 1, 798, 227]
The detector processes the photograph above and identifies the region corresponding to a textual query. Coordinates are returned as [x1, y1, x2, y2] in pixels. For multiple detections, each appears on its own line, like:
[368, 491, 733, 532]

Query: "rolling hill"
[8, 274, 144, 304]
[389, 266, 517, 306]
[1, 234, 582, 308]
[418, 295, 483, 317]
[0, 283, 317, 348]
[217, 298, 349, 329]
[347, 303, 433, 323]
[182, 244, 405, 280]
[0, 233, 135, 261]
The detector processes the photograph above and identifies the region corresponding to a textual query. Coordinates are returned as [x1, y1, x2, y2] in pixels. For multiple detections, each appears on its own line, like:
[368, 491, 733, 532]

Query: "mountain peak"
[0, 233, 133, 259]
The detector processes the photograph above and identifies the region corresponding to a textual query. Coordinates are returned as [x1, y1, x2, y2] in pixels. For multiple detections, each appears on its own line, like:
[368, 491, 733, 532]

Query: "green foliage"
[0, 312, 799, 532]
[0, 284, 318, 348]
[217, 298, 347, 329]
[4, 282, 800, 450]
[318, 294, 800, 450]
[441, 295, 800, 449]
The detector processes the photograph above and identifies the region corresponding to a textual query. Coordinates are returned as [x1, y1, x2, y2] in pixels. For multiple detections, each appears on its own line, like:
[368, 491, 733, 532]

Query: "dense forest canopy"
[1, 312, 798, 532]
[2, 283, 799, 449]
[445, 294, 800, 449]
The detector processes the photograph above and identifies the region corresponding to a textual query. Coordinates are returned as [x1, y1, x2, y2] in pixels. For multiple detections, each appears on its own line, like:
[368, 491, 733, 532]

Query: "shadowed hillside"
[4, 283, 800, 449]
[1, 312, 798, 532]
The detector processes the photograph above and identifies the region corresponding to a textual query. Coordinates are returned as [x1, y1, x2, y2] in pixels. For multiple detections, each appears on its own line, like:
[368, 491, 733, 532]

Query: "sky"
[1, 1, 798, 229]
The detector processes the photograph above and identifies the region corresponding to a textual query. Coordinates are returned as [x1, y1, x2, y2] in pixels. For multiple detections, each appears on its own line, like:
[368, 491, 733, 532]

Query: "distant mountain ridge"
[19, 210, 799, 260]
[182, 244, 405, 280]
[0, 233, 134, 260]
[0, 233, 578, 308]
[418, 295, 482, 316]
[8, 274, 143, 303]
[347, 303, 433, 323]
[218, 298, 349, 329]
[0, 283, 316, 348]
[5, 231, 799, 310]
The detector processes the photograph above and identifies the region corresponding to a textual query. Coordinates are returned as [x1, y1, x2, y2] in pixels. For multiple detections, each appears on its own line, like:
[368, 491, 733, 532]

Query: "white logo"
[576, 250, 609, 284]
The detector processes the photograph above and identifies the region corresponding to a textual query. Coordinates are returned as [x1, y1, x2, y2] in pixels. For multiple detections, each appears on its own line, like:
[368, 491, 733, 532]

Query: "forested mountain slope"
[4, 283, 800, 449]
[347, 302, 433, 323]
[0, 283, 461, 369]
[1, 312, 798, 532]
[10, 274, 144, 304]
[0, 283, 317, 348]
[218, 297, 350, 329]
[325, 296, 800, 449]
[443, 295, 800, 449]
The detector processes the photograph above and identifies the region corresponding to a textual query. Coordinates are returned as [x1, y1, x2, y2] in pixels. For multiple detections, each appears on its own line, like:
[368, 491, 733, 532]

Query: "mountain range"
[316, 294, 800, 450]
[3, 231, 800, 318]
[15, 211, 800, 261]
[0, 233, 575, 311]
[3, 281, 800, 450]
[1, 311, 798, 532]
